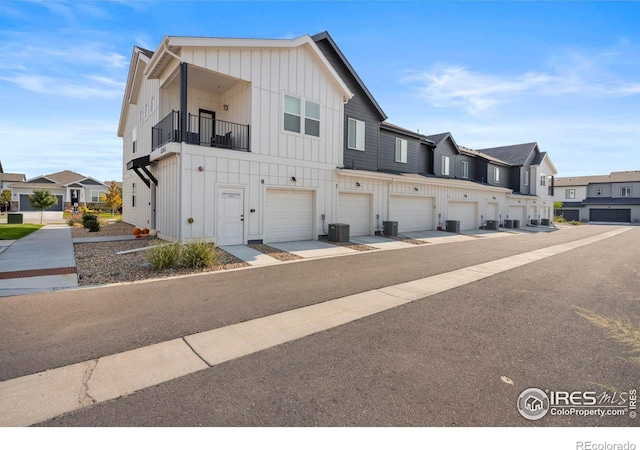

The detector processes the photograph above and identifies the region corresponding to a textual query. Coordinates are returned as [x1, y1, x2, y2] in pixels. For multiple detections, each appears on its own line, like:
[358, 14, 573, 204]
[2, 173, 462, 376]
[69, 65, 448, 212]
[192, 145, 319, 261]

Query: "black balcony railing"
[152, 110, 250, 152]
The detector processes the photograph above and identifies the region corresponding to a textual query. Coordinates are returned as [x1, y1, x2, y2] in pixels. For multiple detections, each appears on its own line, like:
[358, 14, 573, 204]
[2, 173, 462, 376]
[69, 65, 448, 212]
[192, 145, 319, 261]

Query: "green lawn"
[0, 224, 43, 240]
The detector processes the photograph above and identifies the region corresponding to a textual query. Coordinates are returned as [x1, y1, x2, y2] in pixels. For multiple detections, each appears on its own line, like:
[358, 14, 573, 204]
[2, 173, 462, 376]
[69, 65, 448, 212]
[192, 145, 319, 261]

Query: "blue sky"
[0, 1, 639, 182]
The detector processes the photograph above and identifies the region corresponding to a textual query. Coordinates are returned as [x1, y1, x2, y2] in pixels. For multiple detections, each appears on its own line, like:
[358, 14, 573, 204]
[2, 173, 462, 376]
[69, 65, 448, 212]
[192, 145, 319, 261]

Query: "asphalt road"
[1, 225, 638, 426]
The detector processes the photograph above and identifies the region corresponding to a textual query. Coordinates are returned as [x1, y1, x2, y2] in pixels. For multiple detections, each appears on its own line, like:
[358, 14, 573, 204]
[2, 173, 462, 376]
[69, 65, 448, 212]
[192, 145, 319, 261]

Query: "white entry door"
[218, 188, 244, 245]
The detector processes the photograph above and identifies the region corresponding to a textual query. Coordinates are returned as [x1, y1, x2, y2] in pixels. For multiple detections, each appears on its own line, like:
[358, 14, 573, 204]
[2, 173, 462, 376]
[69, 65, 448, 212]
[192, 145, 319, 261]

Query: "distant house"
[8, 170, 111, 212]
[553, 170, 640, 223]
[0, 161, 26, 212]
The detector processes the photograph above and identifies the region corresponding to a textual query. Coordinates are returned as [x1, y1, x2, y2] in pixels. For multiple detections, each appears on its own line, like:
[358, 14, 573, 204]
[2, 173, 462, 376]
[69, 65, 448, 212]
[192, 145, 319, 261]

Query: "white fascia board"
[161, 35, 353, 101]
[118, 48, 151, 137]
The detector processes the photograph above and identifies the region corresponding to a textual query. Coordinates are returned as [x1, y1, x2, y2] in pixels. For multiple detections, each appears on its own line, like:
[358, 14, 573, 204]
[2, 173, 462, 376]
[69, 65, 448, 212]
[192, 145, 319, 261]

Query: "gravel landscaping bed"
[319, 239, 376, 252]
[74, 240, 248, 286]
[387, 235, 429, 245]
[247, 244, 303, 261]
[70, 222, 136, 238]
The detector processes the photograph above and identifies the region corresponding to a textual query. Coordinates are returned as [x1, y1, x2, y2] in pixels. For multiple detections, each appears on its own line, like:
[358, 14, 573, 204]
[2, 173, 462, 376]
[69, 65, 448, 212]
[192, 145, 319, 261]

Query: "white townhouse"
[119, 35, 353, 244]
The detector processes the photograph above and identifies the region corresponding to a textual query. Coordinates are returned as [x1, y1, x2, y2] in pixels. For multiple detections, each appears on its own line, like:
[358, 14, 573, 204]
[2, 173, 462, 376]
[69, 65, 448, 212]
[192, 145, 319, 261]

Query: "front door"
[199, 109, 215, 146]
[217, 188, 244, 245]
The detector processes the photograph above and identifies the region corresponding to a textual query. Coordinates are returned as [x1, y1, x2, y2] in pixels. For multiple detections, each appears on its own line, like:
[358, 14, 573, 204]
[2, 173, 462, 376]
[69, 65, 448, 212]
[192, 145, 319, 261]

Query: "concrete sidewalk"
[0, 225, 78, 297]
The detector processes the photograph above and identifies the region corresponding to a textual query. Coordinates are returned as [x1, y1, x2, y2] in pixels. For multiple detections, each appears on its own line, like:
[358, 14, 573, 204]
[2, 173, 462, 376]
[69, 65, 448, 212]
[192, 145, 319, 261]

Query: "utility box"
[513, 220, 520, 229]
[530, 219, 538, 226]
[7, 213, 23, 224]
[328, 223, 350, 242]
[383, 221, 398, 236]
[485, 220, 498, 230]
[445, 220, 460, 233]
[503, 219, 514, 229]
[541, 218, 550, 226]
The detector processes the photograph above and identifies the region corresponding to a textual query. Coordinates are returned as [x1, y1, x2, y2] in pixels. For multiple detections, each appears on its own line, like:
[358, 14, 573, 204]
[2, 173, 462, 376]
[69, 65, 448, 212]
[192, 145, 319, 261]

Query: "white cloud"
[404, 45, 640, 114]
[0, 74, 124, 99]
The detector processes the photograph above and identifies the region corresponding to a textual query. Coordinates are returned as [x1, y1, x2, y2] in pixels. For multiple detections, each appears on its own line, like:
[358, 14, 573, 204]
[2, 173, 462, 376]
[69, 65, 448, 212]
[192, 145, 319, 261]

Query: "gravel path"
[71, 222, 136, 238]
[319, 240, 376, 252]
[387, 235, 429, 245]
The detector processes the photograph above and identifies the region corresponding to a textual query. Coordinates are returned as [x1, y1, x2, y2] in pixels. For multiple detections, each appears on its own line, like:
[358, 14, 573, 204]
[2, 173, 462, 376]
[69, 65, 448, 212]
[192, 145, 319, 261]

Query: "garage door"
[508, 205, 526, 223]
[19, 194, 63, 211]
[389, 195, 434, 232]
[337, 193, 370, 237]
[487, 203, 499, 220]
[589, 209, 630, 223]
[448, 201, 477, 231]
[265, 190, 313, 243]
[558, 209, 579, 221]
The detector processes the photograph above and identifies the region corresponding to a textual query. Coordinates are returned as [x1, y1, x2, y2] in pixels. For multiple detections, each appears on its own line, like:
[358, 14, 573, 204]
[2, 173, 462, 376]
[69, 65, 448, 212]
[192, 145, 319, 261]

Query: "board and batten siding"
[179, 45, 345, 167]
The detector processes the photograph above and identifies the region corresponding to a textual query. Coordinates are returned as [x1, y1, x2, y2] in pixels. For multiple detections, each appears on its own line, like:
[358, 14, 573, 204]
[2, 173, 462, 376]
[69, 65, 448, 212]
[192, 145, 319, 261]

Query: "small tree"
[100, 181, 122, 217]
[1, 189, 11, 214]
[29, 189, 58, 224]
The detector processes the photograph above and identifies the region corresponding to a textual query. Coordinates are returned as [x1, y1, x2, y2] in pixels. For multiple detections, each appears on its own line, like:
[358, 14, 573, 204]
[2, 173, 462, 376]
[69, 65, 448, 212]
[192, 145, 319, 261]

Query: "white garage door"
[487, 203, 499, 221]
[338, 193, 371, 237]
[389, 195, 434, 232]
[508, 205, 526, 223]
[265, 190, 313, 243]
[448, 201, 477, 231]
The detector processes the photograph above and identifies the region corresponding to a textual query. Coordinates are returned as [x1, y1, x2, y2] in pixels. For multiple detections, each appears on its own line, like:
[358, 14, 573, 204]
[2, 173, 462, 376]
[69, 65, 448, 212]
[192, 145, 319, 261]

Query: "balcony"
[152, 111, 250, 152]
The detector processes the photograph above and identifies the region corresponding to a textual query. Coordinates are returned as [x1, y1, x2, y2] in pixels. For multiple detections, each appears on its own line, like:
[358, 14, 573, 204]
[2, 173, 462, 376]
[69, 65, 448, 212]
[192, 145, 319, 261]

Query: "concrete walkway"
[220, 245, 280, 266]
[0, 225, 77, 297]
[350, 235, 415, 250]
[0, 226, 630, 426]
[269, 240, 358, 258]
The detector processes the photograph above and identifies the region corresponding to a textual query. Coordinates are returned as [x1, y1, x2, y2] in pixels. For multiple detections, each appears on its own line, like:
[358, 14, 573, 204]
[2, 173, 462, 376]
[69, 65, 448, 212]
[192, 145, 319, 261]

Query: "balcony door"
[199, 109, 215, 146]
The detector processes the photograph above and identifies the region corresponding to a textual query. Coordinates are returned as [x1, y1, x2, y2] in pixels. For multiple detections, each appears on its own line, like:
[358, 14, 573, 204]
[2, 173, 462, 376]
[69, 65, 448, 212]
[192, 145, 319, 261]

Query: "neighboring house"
[8, 170, 110, 212]
[119, 32, 558, 243]
[0, 163, 26, 211]
[553, 171, 640, 223]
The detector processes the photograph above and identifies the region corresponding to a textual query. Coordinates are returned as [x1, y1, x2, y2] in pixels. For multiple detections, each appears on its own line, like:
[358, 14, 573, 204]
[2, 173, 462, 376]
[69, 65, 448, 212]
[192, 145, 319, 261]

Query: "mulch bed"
[386, 235, 429, 245]
[319, 239, 376, 252]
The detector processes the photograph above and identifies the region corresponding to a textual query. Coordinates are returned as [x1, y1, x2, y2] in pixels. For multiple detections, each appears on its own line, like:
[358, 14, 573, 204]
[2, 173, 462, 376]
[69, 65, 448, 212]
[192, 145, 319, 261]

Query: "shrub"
[86, 219, 100, 232]
[181, 241, 217, 269]
[82, 212, 98, 228]
[66, 212, 83, 226]
[147, 243, 182, 270]
[554, 216, 566, 223]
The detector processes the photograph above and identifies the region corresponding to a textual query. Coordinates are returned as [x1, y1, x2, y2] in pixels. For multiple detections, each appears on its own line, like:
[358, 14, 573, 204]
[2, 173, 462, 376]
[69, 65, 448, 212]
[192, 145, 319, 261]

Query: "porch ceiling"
[165, 65, 241, 93]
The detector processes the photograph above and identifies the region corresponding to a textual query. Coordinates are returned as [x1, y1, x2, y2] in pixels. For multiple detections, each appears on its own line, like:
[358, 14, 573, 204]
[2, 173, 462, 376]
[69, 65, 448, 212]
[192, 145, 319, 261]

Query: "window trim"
[565, 189, 576, 199]
[595, 187, 603, 196]
[524, 170, 529, 186]
[540, 173, 546, 187]
[621, 186, 632, 197]
[282, 93, 320, 138]
[132, 182, 136, 208]
[493, 166, 500, 184]
[90, 190, 105, 203]
[461, 160, 469, 179]
[395, 138, 408, 163]
[441, 155, 450, 176]
[347, 118, 365, 151]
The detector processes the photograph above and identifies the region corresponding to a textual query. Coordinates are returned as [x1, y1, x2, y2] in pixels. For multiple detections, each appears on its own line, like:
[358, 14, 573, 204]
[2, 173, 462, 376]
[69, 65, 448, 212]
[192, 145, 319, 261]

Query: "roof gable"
[476, 142, 538, 166]
[312, 31, 386, 121]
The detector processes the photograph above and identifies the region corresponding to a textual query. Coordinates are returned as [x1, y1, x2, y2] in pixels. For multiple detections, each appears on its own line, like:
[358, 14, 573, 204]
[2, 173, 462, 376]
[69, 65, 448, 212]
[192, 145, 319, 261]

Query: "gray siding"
[314, 38, 381, 172]
[611, 182, 640, 198]
[433, 137, 458, 178]
[488, 163, 510, 188]
[378, 130, 421, 173]
[588, 183, 612, 197]
[419, 143, 434, 175]
[455, 154, 476, 181]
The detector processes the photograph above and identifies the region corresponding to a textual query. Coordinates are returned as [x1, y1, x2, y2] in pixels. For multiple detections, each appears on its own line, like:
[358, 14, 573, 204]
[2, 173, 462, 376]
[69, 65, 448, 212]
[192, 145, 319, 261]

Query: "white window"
[621, 186, 632, 197]
[284, 95, 301, 133]
[540, 174, 546, 187]
[91, 190, 106, 202]
[132, 140, 137, 154]
[132, 183, 136, 208]
[145, 103, 149, 120]
[524, 170, 529, 186]
[305, 101, 320, 137]
[493, 167, 500, 184]
[348, 118, 365, 151]
[139, 110, 143, 126]
[283, 94, 320, 137]
[132, 127, 137, 154]
[441, 155, 450, 175]
[150, 96, 155, 113]
[565, 189, 575, 199]
[596, 187, 603, 196]
[395, 138, 407, 163]
[461, 161, 469, 179]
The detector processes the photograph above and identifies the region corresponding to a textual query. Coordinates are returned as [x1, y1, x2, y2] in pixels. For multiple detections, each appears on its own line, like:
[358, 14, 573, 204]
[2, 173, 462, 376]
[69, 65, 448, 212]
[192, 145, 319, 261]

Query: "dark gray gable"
[378, 127, 421, 174]
[28, 177, 54, 184]
[68, 183, 84, 188]
[312, 31, 386, 121]
[79, 178, 104, 186]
